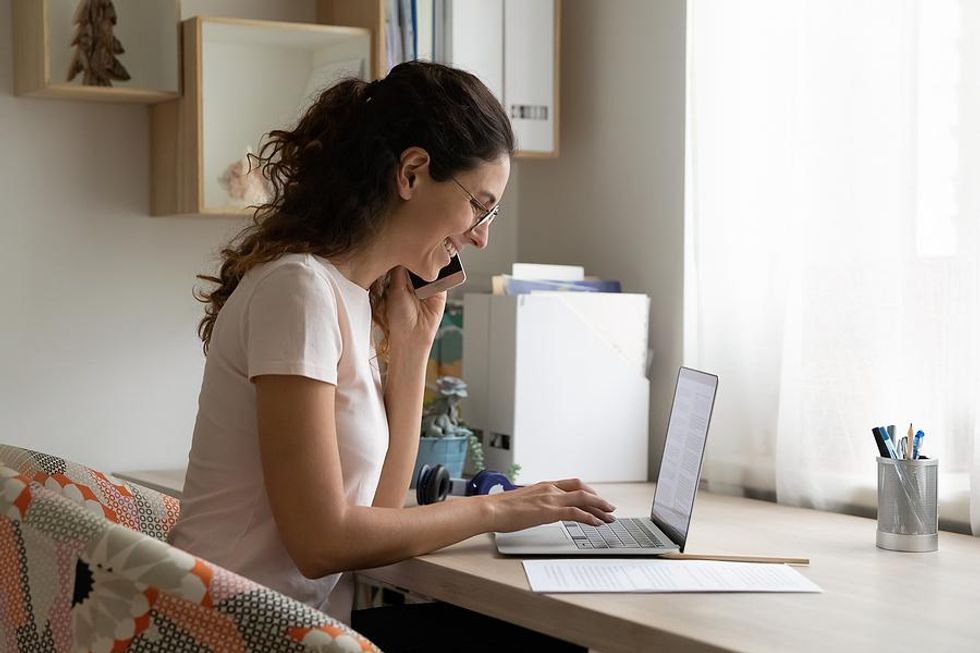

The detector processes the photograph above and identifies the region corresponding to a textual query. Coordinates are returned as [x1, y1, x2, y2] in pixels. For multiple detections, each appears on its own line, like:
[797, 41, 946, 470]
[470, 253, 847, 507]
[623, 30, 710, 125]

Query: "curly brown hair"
[194, 61, 515, 357]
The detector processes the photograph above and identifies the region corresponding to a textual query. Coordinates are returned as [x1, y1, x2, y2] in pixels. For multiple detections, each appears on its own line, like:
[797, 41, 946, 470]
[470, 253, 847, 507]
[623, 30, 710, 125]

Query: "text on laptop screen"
[650, 368, 718, 541]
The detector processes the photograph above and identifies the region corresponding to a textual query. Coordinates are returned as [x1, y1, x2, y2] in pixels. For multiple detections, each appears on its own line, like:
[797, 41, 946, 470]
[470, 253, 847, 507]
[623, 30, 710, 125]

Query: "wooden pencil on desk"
[660, 552, 810, 566]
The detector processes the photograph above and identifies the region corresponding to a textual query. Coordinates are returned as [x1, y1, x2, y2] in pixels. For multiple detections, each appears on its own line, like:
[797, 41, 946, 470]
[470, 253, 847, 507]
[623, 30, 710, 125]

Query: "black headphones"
[415, 464, 520, 505]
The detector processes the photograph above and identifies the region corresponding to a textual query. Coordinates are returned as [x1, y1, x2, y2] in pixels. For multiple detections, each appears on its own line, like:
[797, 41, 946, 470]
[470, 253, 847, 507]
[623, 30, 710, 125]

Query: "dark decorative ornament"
[71, 558, 94, 607]
[67, 0, 131, 86]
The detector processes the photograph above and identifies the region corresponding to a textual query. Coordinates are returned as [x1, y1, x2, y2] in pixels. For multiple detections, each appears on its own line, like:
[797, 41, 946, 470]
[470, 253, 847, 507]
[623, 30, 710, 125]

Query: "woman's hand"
[384, 266, 446, 354]
[485, 478, 617, 533]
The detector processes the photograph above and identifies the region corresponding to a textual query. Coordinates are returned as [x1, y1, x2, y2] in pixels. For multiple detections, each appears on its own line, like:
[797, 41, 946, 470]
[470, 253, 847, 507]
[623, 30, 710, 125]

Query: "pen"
[877, 426, 901, 460]
[913, 430, 924, 460]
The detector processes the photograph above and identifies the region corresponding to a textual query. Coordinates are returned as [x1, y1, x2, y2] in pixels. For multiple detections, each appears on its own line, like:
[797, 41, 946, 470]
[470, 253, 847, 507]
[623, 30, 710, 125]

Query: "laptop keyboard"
[562, 518, 668, 549]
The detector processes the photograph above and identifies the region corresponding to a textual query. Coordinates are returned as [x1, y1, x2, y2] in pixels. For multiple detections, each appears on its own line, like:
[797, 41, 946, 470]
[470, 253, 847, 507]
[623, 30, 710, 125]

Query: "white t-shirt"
[169, 253, 389, 621]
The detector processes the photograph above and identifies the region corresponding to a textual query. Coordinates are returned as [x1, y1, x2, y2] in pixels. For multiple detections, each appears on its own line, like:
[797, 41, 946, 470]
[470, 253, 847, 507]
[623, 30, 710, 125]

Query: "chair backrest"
[0, 462, 380, 653]
[0, 444, 179, 541]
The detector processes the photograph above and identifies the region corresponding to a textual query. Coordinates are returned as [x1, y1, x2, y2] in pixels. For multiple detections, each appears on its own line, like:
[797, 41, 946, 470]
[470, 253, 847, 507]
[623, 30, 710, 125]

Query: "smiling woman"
[168, 61, 603, 652]
[192, 61, 512, 361]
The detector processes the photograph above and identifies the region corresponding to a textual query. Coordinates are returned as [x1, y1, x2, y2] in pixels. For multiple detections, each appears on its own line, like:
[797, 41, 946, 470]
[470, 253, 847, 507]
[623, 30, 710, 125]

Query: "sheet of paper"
[522, 559, 822, 593]
[511, 263, 585, 281]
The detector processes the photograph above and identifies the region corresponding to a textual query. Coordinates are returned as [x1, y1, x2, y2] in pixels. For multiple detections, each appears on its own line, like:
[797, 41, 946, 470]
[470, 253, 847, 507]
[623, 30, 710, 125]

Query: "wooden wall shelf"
[12, 0, 180, 103]
[150, 16, 370, 216]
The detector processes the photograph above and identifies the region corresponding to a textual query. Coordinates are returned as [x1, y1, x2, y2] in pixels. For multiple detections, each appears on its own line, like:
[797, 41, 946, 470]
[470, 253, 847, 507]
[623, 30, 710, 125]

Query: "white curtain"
[685, 0, 980, 534]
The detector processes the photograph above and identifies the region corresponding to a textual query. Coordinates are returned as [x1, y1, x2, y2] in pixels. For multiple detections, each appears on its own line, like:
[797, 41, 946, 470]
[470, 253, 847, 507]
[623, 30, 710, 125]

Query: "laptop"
[495, 366, 718, 556]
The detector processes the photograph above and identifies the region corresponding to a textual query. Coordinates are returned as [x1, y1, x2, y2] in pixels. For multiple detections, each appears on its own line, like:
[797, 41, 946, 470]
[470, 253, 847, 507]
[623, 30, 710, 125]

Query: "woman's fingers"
[561, 506, 604, 527]
[524, 482, 617, 513]
[551, 477, 600, 496]
[491, 481, 618, 532]
[581, 504, 616, 523]
[536, 488, 616, 524]
[389, 266, 413, 296]
[560, 488, 616, 514]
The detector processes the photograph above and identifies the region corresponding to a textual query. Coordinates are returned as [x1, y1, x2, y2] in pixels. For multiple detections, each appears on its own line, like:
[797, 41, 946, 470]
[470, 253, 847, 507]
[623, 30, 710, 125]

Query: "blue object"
[415, 464, 451, 505]
[877, 426, 900, 459]
[912, 430, 925, 460]
[466, 469, 520, 496]
[412, 436, 468, 487]
[502, 277, 622, 294]
[416, 465, 521, 505]
[411, 0, 418, 58]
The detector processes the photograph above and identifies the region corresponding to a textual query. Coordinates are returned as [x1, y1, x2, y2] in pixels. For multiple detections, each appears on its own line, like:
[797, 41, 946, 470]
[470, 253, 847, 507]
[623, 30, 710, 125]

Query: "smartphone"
[408, 253, 467, 299]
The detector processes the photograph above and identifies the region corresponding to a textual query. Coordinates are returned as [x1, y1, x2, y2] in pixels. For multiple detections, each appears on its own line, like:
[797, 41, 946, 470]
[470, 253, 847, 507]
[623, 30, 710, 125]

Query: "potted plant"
[413, 376, 472, 487]
[413, 375, 522, 487]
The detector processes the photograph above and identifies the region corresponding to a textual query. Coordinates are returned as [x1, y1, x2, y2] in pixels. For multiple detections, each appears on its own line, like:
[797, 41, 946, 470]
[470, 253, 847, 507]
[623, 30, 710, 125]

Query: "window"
[685, 0, 980, 534]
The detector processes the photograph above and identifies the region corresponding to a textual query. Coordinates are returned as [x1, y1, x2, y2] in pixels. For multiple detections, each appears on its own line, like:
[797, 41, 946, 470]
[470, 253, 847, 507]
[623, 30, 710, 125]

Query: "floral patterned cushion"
[0, 459, 380, 652]
[0, 445, 179, 542]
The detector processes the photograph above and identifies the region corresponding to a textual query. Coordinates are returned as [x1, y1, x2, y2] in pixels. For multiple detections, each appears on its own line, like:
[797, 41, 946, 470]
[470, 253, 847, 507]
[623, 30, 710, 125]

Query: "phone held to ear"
[408, 253, 466, 299]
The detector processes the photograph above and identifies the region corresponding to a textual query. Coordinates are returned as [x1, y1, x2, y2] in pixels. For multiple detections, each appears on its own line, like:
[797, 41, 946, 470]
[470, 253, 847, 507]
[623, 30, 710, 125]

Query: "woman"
[169, 61, 614, 651]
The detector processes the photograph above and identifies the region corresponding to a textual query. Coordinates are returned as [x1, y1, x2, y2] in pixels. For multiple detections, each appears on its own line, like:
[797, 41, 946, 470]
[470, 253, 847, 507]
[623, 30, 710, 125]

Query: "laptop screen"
[649, 367, 718, 551]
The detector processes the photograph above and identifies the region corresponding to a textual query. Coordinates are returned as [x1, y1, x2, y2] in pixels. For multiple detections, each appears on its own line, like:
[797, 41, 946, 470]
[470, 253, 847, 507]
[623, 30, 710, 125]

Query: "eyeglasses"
[450, 175, 500, 234]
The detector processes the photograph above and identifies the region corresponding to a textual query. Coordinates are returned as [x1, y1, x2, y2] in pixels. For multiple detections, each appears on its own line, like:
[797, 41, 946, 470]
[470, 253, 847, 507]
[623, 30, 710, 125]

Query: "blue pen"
[876, 426, 901, 460]
[871, 427, 889, 458]
[881, 426, 898, 459]
[912, 430, 924, 460]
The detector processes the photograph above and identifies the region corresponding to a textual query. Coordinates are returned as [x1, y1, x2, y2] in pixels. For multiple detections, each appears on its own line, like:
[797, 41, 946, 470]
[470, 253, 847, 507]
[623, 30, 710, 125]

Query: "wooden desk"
[362, 483, 980, 653]
[115, 472, 980, 653]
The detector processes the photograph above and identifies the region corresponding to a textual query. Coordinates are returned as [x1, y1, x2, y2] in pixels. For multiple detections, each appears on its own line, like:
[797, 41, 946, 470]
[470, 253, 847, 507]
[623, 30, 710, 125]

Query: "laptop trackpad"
[497, 523, 568, 547]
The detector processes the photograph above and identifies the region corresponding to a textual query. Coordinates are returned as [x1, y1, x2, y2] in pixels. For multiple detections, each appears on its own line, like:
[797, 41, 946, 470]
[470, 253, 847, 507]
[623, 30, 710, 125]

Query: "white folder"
[463, 292, 651, 482]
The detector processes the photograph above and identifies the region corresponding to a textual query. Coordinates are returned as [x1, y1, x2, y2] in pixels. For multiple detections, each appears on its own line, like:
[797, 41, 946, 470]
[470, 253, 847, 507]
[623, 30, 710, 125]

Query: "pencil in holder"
[876, 456, 938, 552]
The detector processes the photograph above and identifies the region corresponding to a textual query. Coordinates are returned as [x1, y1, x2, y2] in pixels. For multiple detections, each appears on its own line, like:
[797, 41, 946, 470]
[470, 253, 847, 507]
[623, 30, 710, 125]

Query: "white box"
[463, 292, 650, 483]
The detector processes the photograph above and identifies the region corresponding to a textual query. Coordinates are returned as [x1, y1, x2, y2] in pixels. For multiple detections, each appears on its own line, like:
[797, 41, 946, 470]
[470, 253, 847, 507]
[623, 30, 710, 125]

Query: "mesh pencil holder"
[876, 456, 938, 552]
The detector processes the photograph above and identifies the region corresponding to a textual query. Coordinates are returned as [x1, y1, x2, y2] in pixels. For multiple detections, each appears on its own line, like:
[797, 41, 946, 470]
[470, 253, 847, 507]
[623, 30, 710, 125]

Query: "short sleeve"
[244, 261, 343, 384]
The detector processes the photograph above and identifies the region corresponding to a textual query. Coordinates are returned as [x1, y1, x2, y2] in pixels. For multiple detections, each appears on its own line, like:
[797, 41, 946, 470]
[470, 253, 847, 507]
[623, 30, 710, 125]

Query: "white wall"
[515, 0, 687, 479]
[0, 0, 318, 472]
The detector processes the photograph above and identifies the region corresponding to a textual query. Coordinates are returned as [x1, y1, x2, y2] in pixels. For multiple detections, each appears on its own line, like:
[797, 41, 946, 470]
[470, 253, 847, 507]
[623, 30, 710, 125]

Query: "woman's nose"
[466, 222, 490, 249]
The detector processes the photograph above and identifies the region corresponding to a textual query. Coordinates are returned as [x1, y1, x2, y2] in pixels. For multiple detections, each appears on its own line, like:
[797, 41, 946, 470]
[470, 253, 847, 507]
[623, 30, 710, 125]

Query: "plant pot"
[412, 436, 469, 487]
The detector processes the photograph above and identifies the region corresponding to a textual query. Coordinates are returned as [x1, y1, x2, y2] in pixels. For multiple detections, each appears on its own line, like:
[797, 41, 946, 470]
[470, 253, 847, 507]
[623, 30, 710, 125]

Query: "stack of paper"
[491, 263, 623, 296]
[522, 559, 822, 593]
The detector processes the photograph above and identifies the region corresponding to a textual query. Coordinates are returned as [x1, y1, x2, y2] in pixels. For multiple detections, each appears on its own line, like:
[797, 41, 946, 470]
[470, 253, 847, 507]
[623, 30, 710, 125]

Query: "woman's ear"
[396, 147, 431, 200]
